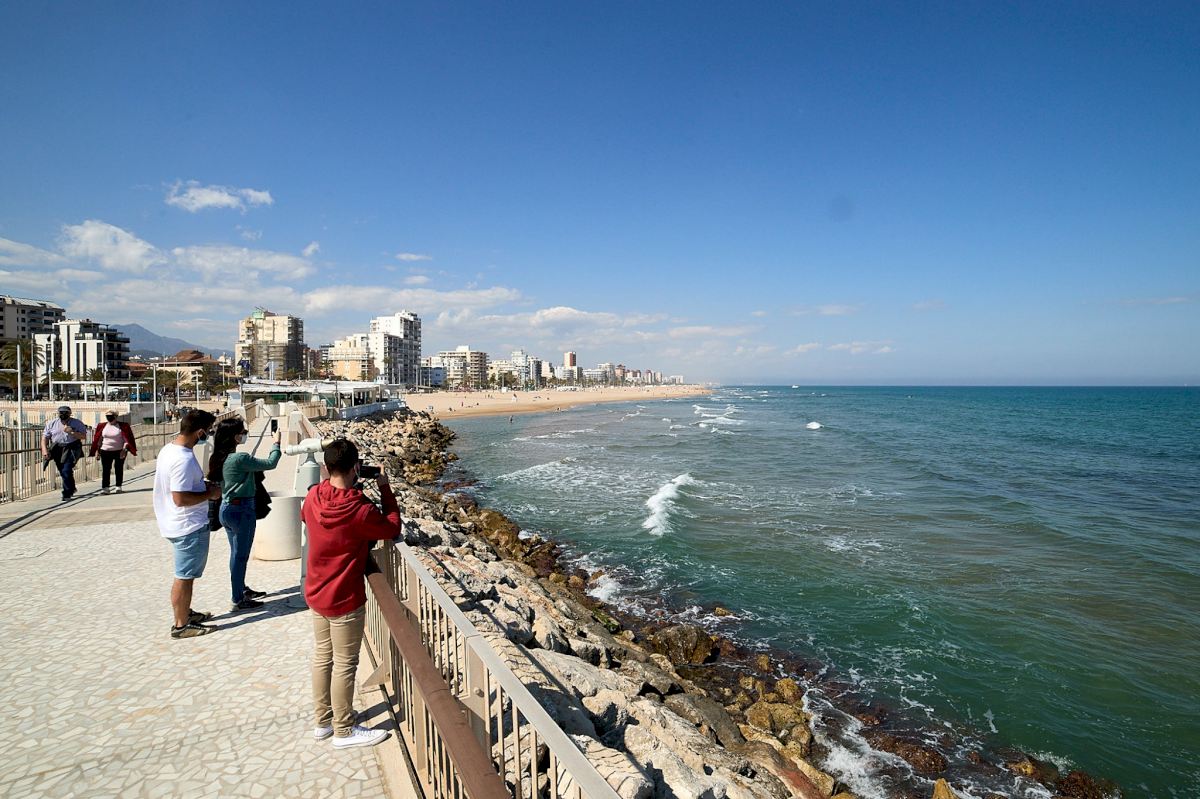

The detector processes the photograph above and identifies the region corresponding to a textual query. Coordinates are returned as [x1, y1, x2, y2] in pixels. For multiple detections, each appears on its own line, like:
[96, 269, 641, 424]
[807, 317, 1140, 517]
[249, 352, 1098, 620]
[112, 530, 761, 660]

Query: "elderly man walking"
[41, 405, 88, 502]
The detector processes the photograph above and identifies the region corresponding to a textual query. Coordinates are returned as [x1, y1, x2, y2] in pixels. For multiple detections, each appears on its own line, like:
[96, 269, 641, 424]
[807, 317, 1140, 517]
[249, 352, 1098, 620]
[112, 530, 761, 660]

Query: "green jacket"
[222, 446, 282, 501]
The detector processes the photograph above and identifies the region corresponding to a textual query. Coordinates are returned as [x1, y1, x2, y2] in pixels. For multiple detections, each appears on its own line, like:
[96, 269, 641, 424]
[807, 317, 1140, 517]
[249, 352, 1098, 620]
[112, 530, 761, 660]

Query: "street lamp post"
[152, 363, 159, 425]
[46, 334, 55, 402]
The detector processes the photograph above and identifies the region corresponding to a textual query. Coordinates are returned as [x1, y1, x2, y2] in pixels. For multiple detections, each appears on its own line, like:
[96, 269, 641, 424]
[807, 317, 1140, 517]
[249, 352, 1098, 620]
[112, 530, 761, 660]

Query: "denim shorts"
[169, 528, 211, 579]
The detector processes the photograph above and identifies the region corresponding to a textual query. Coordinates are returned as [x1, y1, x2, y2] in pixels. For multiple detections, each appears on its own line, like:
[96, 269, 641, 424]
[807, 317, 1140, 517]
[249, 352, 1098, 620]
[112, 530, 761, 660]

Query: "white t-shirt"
[153, 443, 209, 538]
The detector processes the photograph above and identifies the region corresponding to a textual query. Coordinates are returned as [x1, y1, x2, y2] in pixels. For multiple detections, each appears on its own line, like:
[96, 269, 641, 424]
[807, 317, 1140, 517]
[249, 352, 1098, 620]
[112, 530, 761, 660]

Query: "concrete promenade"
[0, 422, 410, 798]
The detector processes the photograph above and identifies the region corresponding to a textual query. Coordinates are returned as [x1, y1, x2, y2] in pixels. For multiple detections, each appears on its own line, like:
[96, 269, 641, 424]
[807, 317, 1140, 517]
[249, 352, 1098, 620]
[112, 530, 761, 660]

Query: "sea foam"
[641, 473, 697, 536]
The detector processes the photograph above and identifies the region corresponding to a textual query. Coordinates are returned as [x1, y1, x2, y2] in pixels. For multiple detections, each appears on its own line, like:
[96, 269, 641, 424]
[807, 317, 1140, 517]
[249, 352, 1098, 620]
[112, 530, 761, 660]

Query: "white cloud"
[171, 245, 316, 281]
[912, 299, 946, 312]
[733, 344, 777, 357]
[237, 226, 263, 241]
[828, 340, 893, 355]
[302, 285, 521, 315]
[403, 274, 431, 286]
[395, 252, 432, 262]
[302, 241, 320, 257]
[165, 180, 274, 213]
[751, 310, 768, 318]
[0, 237, 67, 268]
[667, 324, 756, 339]
[785, 342, 821, 355]
[60, 220, 165, 272]
[793, 303, 861, 317]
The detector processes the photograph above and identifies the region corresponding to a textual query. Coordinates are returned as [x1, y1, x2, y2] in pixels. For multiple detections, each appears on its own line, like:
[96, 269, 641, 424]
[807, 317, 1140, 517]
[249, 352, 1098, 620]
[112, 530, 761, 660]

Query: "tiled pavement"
[0, 444, 410, 798]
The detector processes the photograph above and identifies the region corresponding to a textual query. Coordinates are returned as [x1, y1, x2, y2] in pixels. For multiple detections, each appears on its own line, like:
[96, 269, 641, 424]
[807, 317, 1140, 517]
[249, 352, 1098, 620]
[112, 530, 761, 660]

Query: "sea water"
[441, 387, 1200, 798]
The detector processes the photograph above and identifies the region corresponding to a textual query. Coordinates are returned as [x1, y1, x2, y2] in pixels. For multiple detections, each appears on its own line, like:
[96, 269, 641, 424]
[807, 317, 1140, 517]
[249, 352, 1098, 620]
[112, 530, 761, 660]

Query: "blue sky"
[1, 2, 1196, 384]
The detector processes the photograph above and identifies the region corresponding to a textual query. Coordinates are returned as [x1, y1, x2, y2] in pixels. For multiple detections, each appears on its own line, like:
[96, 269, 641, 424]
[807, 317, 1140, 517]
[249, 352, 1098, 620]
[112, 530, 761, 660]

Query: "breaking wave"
[641, 474, 697, 537]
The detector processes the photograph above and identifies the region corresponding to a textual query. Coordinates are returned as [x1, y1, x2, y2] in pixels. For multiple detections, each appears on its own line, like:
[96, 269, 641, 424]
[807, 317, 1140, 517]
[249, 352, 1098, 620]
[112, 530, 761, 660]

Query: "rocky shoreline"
[314, 410, 1119, 799]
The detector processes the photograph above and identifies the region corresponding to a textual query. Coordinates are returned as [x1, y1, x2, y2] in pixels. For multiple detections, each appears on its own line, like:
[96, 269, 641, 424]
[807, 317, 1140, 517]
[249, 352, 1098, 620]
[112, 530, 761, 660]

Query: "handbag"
[254, 472, 272, 520]
[208, 498, 223, 531]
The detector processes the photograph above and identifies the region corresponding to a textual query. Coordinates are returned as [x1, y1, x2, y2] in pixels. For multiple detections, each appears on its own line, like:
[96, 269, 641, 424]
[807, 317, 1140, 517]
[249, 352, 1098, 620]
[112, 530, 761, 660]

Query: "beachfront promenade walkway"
[0, 432, 409, 798]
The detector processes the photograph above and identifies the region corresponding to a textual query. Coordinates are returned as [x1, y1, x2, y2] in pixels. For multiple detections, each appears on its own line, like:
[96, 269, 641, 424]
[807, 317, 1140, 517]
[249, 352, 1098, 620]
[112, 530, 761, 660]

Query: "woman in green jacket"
[207, 418, 282, 610]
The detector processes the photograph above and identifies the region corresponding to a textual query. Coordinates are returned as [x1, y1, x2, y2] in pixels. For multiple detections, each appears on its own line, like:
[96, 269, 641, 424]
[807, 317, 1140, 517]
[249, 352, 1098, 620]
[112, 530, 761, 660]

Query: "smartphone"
[270, 419, 278, 433]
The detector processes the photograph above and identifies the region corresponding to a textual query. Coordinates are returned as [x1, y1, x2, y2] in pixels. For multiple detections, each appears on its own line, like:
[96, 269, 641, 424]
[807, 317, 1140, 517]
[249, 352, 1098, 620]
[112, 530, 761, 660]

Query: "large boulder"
[664, 693, 746, 749]
[623, 725, 728, 799]
[648, 624, 717, 665]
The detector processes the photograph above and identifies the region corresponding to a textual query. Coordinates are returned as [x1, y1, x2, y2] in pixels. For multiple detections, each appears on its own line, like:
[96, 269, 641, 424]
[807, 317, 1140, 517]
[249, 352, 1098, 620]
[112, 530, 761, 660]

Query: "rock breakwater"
[314, 410, 1118, 799]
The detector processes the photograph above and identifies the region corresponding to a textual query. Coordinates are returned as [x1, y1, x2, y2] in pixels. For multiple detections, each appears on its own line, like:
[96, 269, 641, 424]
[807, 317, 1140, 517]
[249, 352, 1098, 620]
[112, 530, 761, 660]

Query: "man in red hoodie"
[302, 438, 401, 748]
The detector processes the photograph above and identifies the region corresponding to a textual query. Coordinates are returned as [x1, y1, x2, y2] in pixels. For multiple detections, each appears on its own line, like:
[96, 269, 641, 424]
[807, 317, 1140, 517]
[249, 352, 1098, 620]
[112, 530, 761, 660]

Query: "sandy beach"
[409, 385, 710, 420]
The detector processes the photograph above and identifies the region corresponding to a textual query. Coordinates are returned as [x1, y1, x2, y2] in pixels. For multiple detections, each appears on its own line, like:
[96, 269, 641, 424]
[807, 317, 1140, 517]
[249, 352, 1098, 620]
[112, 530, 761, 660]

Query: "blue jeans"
[219, 499, 257, 603]
[51, 444, 79, 497]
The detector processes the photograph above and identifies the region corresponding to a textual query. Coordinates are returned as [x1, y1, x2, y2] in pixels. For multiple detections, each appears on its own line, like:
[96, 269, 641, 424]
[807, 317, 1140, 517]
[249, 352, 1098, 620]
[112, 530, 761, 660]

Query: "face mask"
[237, 433, 248, 444]
[106, 415, 117, 422]
[59, 413, 70, 421]
[198, 431, 208, 443]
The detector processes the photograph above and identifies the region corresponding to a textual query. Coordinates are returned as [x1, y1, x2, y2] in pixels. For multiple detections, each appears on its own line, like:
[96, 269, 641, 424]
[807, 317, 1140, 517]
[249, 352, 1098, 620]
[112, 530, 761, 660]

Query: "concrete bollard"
[252, 492, 302, 560]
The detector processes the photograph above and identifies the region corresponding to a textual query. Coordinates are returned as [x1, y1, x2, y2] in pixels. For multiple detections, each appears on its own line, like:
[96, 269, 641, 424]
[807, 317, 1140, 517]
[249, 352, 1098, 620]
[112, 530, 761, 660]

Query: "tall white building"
[34, 319, 131, 381]
[369, 311, 422, 386]
[436, 345, 488, 388]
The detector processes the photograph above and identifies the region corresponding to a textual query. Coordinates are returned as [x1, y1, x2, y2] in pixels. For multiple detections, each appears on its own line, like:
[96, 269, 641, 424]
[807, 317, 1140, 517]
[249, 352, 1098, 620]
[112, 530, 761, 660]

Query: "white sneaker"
[314, 711, 365, 740]
[101, 487, 111, 495]
[112, 486, 122, 494]
[330, 725, 388, 749]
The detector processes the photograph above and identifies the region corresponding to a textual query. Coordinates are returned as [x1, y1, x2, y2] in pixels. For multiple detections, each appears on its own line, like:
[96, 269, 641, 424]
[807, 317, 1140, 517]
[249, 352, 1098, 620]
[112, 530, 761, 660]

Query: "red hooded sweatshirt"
[302, 480, 402, 617]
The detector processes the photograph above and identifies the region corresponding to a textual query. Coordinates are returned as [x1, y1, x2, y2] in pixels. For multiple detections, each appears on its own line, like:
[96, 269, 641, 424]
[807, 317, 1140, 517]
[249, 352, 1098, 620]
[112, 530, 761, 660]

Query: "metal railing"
[366, 542, 621, 799]
[0, 421, 178, 503]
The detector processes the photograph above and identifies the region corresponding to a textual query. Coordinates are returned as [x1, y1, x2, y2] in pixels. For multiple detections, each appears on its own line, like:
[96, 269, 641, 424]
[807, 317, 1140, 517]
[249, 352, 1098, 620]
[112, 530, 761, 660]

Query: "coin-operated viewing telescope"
[286, 437, 335, 495]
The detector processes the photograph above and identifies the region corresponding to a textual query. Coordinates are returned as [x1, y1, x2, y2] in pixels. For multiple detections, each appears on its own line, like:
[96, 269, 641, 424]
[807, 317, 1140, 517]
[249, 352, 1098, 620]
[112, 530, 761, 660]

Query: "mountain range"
[116, 323, 227, 360]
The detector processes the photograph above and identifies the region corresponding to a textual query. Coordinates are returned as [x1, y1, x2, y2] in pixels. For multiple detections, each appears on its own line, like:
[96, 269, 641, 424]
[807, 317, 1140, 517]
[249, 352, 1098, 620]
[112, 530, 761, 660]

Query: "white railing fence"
[366, 542, 620, 799]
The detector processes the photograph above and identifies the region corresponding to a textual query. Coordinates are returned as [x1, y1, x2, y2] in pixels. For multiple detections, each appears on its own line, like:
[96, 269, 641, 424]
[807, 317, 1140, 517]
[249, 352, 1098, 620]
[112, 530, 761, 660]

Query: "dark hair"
[324, 438, 359, 475]
[180, 409, 216, 435]
[206, 418, 247, 482]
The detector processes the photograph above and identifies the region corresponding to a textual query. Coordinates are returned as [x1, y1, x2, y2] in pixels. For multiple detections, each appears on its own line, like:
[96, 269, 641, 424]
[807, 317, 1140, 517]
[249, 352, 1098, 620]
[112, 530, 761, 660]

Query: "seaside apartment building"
[0, 295, 65, 344]
[563, 351, 577, 369]
[436, 345, 488, 389]
[235, 308, 305, 379]
[33, 319, 131, 381]
[368, 311, 422, 386]
[325, 333, 375, 381]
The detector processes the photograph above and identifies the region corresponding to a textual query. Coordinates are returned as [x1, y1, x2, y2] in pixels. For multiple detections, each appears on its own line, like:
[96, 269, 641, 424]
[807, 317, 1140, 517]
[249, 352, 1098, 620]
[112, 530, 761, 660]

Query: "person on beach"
[303, 438, 400, 748]
[207, 418, 281, 611]
[89, 409, 137, 494]
[153, 409, 220, 639]
[41, 405, 88, 502]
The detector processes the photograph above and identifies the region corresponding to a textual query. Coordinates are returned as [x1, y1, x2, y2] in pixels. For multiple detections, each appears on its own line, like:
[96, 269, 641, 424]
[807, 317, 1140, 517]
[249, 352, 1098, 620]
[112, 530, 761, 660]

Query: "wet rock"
[1055, 770, 1115, 799]
[713, 605, 734, 617]
[863, 731, 947, 776]
[1006, 754, 1060, 784]
[754, 654, 773, 673]
[648, 624, 717, 666]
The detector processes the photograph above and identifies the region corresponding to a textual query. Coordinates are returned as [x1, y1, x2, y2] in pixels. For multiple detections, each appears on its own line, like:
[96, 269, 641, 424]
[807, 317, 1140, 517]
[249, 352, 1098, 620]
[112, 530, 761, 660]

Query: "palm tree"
[0, 339, 44, 398]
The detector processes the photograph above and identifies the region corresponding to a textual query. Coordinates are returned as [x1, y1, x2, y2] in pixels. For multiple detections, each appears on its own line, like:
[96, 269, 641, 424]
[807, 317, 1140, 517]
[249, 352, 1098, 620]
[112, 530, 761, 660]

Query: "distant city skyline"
[1, 3, 1196, 384]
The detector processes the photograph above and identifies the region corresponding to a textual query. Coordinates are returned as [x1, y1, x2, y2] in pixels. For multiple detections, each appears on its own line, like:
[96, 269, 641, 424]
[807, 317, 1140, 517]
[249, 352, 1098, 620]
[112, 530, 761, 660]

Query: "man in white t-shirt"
[154, 409, 221, 639]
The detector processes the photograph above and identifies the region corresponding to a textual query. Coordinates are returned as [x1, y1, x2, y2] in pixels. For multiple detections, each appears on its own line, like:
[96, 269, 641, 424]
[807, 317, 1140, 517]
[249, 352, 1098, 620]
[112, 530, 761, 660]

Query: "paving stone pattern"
[0, 471, 394, 798]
